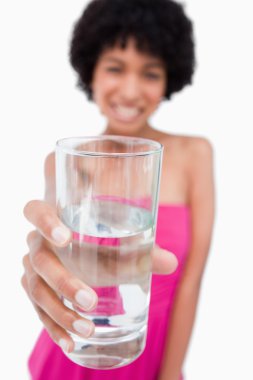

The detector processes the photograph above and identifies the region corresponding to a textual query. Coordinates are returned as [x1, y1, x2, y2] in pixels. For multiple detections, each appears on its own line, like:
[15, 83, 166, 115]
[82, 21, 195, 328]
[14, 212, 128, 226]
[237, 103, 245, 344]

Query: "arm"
[158, 138, 215, 380]
[44, 152, 56, 206]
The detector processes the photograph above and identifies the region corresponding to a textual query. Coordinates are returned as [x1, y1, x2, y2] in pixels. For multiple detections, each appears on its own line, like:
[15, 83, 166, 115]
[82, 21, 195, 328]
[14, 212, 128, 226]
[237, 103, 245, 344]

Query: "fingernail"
[73, 319, 92, 337]
[75, 289, 96, 311]
[52, 226, 71, 244]
[59, 338, 70, 353]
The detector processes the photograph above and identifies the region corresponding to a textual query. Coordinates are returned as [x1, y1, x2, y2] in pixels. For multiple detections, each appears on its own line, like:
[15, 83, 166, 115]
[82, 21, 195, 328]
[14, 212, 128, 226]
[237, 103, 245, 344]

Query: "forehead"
[98, 39, 165, 68]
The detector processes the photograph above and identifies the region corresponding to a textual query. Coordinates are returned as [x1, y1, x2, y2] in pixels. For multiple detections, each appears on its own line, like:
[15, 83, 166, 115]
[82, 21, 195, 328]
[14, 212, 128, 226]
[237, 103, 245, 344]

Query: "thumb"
[151, 244, 178, 275]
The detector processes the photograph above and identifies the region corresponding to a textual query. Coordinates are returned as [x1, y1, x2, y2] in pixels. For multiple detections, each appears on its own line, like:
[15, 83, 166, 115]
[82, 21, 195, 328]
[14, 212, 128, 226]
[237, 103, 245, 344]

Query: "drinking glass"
[55, 135, 163, 369]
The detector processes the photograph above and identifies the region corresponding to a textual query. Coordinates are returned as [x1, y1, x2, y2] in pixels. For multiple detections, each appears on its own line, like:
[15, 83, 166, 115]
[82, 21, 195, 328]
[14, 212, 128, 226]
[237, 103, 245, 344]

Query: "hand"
[22, 200, 178, 353]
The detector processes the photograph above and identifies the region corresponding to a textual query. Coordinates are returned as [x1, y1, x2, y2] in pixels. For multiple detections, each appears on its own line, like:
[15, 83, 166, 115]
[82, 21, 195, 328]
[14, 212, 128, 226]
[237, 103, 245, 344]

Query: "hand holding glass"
[56, 136, 163, 369]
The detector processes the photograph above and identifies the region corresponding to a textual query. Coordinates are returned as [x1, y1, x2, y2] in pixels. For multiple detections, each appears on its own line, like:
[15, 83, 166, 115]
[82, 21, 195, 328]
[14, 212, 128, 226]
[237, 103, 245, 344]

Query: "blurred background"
[0, 0, 252, 378]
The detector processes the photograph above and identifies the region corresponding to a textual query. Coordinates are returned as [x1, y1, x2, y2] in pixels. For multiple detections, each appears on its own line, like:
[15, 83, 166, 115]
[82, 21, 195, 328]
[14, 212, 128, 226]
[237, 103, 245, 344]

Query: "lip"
[109, 104, 143, 123]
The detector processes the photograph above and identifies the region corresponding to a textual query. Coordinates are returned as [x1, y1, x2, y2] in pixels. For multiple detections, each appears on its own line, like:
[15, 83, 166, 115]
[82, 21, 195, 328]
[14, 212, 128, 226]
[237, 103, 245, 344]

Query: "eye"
[145, 72, 162, 80]
[106, 67, 122, 73]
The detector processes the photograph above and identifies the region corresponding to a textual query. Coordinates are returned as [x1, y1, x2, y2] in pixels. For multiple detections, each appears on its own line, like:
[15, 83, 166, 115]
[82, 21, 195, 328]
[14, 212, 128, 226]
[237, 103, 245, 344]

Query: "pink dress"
[28, 205, 190, 380]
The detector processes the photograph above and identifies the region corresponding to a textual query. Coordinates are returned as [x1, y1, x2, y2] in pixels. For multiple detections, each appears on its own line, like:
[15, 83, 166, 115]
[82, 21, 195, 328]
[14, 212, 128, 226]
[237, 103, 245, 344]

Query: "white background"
[0, 0, 252, 379]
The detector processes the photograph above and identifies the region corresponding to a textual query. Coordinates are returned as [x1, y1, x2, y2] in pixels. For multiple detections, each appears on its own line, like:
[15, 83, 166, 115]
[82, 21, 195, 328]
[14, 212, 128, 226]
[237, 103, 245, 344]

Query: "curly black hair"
[70, 0, 195, 100]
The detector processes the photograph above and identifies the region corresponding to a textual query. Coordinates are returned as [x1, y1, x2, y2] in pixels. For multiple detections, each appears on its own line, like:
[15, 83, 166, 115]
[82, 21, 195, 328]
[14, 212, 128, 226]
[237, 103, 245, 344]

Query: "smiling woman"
[70, 0, 195, 101]
[21, 1, 215, 380]
[91, 40, 167, 136]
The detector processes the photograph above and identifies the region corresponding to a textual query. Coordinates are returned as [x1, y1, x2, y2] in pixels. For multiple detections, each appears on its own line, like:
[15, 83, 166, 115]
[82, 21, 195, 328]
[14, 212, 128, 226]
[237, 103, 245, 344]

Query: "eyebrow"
[101, 57, 165, 69]
[144, 62, 165, 69]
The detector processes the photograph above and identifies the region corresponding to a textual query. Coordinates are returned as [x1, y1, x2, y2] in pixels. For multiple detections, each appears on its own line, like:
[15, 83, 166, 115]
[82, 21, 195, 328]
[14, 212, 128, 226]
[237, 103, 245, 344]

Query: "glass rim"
[56, 135, 163, 157]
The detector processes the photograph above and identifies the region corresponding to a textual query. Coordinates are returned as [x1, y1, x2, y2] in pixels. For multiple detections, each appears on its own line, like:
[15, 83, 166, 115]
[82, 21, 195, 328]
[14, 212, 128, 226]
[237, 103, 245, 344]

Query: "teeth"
[115, 105, 140, 119]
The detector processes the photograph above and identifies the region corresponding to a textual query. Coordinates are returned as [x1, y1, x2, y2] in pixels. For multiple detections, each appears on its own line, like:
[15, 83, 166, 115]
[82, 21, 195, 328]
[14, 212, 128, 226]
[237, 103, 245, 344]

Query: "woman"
[22, 0, 215, 379]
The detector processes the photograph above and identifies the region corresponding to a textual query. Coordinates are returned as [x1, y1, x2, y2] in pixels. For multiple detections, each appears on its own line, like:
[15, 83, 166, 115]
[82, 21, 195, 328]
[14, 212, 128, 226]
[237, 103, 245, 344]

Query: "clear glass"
[55, 136, 163, 369]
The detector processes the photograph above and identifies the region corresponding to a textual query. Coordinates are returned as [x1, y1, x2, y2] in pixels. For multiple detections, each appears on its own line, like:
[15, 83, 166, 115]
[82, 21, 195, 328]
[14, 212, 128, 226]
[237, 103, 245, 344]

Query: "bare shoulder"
[161, 134, 214, 200]
[181, 136, 215, 205]
[185, 135, 213, 155]
[165, 134, 212, 153]
[162, 133, 213, 163]
[182, 136, 213, 168]
[44, 151, 56, 179]
[174, 136, 214, 186]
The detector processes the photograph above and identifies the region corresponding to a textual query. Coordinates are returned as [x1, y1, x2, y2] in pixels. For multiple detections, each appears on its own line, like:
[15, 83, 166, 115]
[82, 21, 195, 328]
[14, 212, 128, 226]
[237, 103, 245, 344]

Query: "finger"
[21, 271, 29, 294]
[23, 254, 95, 340]
[36, 306, 75, 353]
[24, 200, 71, 247]
[151, 245, 178, 274]
[21, 273, 75, 353]
[26, 233, 98, 311]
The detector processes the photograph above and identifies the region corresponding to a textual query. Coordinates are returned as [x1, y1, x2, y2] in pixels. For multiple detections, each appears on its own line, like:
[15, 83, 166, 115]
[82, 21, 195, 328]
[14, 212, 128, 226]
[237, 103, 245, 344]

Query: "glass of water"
[55, 136, 163, 369]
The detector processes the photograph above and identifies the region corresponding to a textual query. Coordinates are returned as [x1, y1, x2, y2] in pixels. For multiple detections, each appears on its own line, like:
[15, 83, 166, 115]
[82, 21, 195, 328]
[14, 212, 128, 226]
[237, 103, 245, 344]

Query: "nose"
[119, 74, 142, 102]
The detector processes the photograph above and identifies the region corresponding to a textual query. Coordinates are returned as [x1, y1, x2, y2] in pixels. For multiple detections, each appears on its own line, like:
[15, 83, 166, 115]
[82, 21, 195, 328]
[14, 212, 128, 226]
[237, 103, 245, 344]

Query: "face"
[91, 39, 167, 136]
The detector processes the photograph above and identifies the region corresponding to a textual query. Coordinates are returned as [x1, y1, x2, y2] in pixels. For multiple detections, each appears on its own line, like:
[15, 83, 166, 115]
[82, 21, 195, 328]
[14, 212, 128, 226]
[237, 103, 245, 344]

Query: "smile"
[111, 105, 142, 122]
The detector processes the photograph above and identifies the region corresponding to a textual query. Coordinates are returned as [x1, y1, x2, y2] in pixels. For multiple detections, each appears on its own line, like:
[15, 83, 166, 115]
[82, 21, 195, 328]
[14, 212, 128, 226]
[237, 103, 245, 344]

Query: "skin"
[22, 40, 214, 379]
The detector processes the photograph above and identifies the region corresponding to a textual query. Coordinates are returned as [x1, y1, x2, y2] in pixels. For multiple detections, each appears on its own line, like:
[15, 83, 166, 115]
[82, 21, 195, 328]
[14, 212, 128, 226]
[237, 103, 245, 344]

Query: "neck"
[103, 123, 156, 138]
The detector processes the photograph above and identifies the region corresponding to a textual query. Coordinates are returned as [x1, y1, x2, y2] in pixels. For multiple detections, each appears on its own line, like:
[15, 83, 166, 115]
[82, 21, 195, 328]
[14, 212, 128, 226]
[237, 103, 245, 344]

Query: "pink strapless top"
[28, 205, 190, 380]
